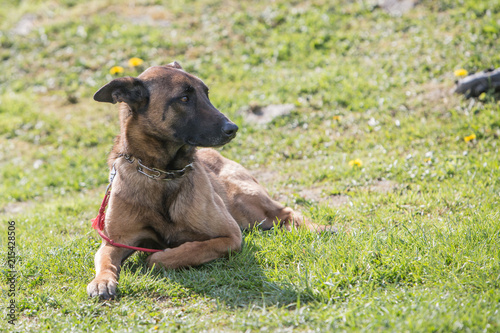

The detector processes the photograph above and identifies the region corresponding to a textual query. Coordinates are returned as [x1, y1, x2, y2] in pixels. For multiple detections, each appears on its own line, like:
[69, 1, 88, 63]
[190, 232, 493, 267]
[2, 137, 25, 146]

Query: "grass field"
[1, 0, 500, 331]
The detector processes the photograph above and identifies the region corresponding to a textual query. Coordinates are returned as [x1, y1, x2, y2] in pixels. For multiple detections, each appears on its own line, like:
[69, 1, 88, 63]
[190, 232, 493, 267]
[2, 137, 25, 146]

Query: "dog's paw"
[146, 249, 170, 269]
[87, 276, 118, 300]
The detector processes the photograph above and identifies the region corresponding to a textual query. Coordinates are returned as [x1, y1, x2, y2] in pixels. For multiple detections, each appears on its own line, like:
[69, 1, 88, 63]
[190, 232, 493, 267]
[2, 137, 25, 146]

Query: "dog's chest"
[113, 161, 208, 248]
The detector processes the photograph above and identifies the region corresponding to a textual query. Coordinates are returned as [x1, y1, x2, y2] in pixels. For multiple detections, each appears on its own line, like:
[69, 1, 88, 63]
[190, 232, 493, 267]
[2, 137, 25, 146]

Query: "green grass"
[1, 0, 500, 331]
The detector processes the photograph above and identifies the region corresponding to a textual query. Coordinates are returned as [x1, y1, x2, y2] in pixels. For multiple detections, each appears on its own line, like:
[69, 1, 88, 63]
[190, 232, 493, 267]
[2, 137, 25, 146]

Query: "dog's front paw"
[87, 276, 118, 300]
[146, 248, 184, 269]
[146, 249, 169, 269]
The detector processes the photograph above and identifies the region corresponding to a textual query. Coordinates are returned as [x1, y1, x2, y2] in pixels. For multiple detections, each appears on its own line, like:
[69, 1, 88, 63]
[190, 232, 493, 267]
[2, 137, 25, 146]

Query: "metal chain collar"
[121, 153, 194, 180]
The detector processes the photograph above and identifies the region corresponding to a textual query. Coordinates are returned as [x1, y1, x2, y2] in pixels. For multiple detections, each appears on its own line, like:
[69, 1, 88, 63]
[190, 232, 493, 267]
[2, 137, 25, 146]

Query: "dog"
[87, 62, 330, 299]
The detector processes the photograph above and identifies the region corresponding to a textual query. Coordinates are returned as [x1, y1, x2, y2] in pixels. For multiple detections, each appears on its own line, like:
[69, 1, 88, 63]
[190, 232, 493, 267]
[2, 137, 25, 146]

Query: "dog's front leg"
[146, 233, 242, 269]
[87, 243, 133, 300]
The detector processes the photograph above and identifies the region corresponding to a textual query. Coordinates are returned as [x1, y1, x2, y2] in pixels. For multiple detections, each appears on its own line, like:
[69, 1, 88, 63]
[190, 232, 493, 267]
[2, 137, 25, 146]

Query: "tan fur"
[87, 63, 330, 299]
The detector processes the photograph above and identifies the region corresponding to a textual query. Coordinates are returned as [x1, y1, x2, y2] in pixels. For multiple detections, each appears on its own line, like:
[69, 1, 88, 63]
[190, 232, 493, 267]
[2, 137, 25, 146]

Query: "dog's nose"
[222, 122, 238, 137]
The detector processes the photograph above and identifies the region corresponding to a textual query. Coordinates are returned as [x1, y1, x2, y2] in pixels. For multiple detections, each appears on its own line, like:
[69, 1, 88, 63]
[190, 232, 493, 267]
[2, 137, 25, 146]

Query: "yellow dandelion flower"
[464, 134, 476, 142]
[454, 68, 468, 77]
[128, 57, 144, 67]
[348, 159, 363, 168]
[333, 115, 342, 121]
[109, 66, 124, 75]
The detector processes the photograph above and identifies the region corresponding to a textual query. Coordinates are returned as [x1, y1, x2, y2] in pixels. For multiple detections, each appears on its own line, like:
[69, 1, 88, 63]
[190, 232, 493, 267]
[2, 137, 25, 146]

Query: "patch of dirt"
[367, 180, 399, 193]
[420, 82, 454, 103]
[299, 188, 352, 207]
[325, 194, 352, 207]
[2, 201, 33, 215]
[410, 81, 457, 115]
[378, 0, 418, 15]
[11, 14, 37, 36]
[298, 188, 323, 202]
[242, 104, 295, 125]
[119, 5, 172, 27]
[253, 170, 282, 185]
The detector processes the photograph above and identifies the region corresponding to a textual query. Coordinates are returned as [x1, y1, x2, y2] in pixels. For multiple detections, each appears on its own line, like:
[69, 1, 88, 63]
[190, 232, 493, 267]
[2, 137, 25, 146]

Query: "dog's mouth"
[186, 134, 236, 148]
[225, 132, 237, 141]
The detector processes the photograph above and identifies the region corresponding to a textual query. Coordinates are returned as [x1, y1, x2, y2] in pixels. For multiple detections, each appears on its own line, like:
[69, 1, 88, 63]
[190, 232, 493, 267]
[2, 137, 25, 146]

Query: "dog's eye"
[180, 96, 189, 103]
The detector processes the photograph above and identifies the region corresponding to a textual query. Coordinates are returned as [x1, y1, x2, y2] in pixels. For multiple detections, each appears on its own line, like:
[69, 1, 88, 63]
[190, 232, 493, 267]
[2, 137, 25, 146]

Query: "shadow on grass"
[119, 230, 309, 309]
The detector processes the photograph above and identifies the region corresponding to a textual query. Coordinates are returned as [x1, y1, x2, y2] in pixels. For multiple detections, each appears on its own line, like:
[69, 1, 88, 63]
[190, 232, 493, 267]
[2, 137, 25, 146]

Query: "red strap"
[91, 189, 110, 230]
[92, 184, 162, 253]
[95, 228, 162, 253]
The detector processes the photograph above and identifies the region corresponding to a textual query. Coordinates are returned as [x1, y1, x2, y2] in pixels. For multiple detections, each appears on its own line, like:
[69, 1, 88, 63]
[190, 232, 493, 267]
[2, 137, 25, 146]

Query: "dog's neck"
[110, 107, 195, 172]
[119, 138, 194, 172]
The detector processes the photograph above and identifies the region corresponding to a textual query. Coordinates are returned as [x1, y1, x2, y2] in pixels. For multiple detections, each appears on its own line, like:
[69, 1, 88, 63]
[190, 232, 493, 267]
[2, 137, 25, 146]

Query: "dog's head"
[94, 62, 238, 147]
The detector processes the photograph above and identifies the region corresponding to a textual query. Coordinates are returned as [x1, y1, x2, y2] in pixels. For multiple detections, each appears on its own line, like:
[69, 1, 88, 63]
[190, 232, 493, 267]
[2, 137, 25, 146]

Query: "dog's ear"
[94, 77, 149, 110]
[167, 61, 183, 70]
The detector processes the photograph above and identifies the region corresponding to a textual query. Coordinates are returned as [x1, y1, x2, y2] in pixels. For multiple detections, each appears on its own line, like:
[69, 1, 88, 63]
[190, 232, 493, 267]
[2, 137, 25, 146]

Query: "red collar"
[91, 165, 162, 253]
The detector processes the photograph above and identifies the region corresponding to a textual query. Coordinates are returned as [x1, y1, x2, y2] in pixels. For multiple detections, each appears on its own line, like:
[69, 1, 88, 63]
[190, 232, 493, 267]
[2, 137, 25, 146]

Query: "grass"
[1, 0, 500, 331]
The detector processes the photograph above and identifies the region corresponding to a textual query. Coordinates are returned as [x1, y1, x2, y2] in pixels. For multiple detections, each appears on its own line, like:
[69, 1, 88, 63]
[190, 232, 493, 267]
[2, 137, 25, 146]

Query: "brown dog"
[87, 62, 329, 299]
